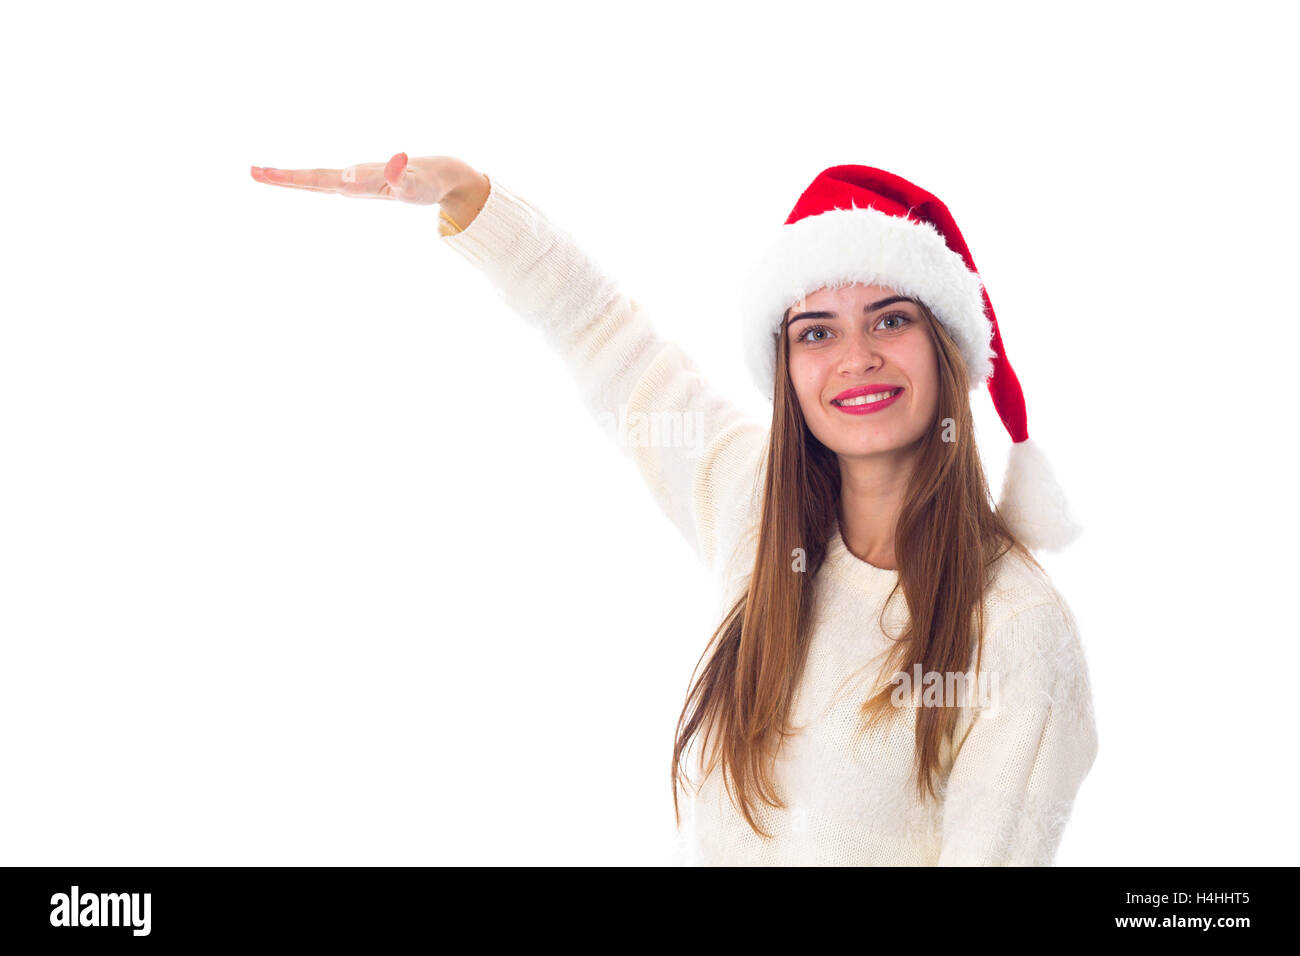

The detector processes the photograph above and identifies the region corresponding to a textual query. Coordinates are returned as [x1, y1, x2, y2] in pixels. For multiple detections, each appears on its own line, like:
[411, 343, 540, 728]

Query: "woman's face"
[785, 283, 940, 460]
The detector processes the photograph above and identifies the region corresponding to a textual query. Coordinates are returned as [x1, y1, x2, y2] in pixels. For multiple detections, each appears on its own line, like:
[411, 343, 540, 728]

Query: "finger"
[251, 162, 402, 199]
[257, 166, 348, 191]
[250, 166, 335, 192]
[336, 183, 396, 200]
[338, 162, 396, 199]
[245, 166, 332, 192]
[252, 166, 309, 189]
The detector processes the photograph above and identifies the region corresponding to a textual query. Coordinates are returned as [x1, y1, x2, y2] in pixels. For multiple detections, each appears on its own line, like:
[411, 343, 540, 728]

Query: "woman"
[251, 154, 1099, 866]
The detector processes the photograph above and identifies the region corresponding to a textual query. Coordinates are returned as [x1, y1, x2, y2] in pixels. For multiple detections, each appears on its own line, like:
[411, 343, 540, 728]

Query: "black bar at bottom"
[0, 865, 1285, 943]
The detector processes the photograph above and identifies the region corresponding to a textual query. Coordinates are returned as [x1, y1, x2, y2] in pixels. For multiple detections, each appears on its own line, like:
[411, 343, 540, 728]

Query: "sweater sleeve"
[438, 175, 768, 575]
[936, 600, 1100, 866]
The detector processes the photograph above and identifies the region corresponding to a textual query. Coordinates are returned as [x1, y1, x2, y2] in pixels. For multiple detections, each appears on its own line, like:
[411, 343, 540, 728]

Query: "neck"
[836, 444, 919, 571]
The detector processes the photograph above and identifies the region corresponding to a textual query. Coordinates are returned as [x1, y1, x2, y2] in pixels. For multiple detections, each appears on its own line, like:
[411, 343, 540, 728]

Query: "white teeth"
[836, 389, 900, 407]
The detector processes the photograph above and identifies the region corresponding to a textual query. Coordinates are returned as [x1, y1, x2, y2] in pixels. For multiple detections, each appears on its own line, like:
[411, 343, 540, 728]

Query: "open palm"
[250, 152, 471, 206]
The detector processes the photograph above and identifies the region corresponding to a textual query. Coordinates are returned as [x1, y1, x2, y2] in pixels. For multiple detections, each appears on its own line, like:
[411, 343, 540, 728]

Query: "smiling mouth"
[832, 388, 904, 407]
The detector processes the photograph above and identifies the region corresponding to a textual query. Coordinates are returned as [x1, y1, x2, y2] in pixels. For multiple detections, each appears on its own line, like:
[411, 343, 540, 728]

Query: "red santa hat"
[740, 164, 1081, 552]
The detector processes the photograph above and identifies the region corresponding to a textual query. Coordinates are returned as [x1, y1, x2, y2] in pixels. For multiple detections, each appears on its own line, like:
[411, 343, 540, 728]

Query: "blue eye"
[796, 324, 833, 344]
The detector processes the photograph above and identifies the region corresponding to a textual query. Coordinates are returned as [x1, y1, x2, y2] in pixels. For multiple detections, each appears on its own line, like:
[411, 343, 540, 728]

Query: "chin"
[824, 437, 895, 458]
[825, 429, 916, 458]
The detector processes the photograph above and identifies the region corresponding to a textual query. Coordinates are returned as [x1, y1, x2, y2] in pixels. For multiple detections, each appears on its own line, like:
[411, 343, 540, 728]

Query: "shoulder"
[978, 549, 1090, 694]
[983, 547, 1072, 634]
[985, 543, 1054, 598]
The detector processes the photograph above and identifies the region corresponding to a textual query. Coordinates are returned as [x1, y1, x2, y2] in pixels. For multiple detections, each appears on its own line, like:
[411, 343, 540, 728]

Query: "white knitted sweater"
[441, 176, 1100, 866]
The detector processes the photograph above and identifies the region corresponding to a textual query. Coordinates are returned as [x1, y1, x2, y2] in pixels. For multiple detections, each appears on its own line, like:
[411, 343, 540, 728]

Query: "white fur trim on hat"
[997, 437, 1083, 552]
[740, 202, 997, 400]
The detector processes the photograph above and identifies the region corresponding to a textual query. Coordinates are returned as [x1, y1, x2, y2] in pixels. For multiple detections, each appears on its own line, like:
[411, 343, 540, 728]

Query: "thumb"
[383, 151, 409, 190]
[383, 151, 437, 205]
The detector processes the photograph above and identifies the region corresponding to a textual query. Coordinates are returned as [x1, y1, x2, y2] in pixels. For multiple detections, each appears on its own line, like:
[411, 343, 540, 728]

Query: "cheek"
[787, 351, 821, 393]
[900, 339, 939, 388]
[884, 342, 939, 413]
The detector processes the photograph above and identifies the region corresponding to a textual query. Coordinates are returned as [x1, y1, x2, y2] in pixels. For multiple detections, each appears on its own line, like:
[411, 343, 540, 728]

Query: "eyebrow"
[786, 295, 918, 327]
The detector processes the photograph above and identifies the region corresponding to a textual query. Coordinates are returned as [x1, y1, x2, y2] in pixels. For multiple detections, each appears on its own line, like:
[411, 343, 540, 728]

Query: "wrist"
[439, 172, 490, 235]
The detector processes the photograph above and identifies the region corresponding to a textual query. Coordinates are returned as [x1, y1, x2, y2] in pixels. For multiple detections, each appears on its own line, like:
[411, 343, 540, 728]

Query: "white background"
[2, 0, 1296, 866]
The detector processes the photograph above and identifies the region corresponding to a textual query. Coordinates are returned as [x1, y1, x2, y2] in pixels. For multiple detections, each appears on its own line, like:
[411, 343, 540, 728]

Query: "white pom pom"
[996, 437, 1082, 552]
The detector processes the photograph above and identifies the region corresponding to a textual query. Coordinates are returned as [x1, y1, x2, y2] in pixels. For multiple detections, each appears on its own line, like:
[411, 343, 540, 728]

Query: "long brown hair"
[670, 297, 1043, 838]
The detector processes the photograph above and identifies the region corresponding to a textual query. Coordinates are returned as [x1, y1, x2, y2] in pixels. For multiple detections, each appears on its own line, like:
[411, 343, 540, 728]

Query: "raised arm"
[251, 153, 769, 577]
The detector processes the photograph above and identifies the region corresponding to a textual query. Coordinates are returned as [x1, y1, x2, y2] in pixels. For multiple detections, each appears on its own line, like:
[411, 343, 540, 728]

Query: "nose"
[837, 328, 884, 377]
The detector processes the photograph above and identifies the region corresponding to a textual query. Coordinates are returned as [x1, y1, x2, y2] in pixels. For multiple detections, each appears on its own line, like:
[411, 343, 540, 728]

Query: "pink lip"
[833, 384, 902, 402]
[831, 387, 904, 415]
